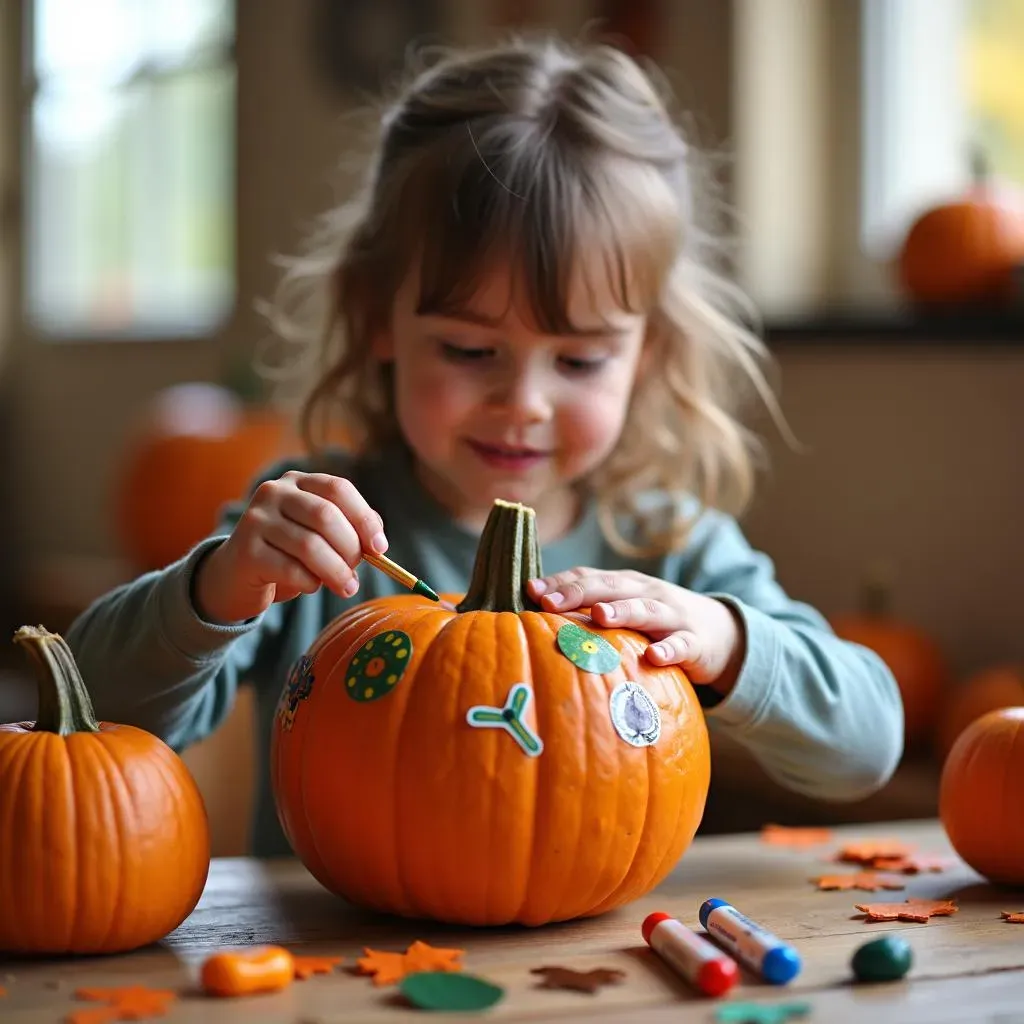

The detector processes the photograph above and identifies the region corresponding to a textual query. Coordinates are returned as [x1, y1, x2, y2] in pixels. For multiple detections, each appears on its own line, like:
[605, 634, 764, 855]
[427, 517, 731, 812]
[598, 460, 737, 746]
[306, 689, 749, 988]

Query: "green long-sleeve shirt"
[66, 441, 903, 857]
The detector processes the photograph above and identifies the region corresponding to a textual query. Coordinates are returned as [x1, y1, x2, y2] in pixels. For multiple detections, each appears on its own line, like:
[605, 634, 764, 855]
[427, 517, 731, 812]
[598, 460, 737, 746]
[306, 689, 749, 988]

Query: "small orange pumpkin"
[271, 499, 711, 927]
[939, 706, 1024, 886]
[113, 382, 302, 572]
[897, 150, 1024, 306]
[935, 664, 1024, 763]
[830, 574, 948, 750]
[0, 626, 211, 955]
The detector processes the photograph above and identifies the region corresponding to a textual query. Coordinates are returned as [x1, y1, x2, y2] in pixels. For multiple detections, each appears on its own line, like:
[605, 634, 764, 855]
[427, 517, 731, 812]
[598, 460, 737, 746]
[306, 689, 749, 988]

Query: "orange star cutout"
[70, 985, 178, 1024]
[293, 954, 344, 980]
[855, 898, 958, 923]
[813, 871, 905, 892]
[761, 823, 834, 848]
[356, 940, 464, 987]
[1001, 911, 1024, 923]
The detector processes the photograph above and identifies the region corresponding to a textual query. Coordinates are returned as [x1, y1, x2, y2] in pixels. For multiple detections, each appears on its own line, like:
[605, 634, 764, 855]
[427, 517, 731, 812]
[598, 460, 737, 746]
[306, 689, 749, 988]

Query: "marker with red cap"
[641, 911, 739, 997]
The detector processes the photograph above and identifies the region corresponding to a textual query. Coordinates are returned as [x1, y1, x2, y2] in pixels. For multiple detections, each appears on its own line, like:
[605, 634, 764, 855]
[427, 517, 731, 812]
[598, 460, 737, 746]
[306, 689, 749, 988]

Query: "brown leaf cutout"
[813, 871, 905, 892]
[1001, 911, 1024, 923]
[293, 954, 344, 980]
[855, 898, 959, 923]
[531, 966, 626, 993]
[70, 985, 178, 1023]
[761, 824, 834, 848]
[870, 854, 957, 874]
[356, 941, 464, 986]
[836, 839, 916, 864]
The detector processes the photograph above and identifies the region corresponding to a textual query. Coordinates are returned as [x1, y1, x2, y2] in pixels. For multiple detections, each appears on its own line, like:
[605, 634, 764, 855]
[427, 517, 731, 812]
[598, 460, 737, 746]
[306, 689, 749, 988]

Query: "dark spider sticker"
[277, 653, 315, 730]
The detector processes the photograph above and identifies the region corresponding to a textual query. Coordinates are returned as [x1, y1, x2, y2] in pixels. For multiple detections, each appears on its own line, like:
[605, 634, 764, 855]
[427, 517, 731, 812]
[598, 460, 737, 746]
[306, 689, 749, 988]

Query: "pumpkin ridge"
[0, 735, 43, 947]
[1000, 720, 1022, 880]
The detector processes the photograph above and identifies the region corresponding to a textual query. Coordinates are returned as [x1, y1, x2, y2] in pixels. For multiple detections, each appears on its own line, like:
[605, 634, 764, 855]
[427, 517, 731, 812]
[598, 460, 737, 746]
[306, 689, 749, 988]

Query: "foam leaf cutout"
[70, 986, 178, 1023]
[292, 954, 344, 979]
[530, 966, 626, 992]
[855, 898, 958, 923]
[870, 854, 956, 874]
[836, 839, 915, 864]
[761, 824, 833, 848]
[813, 871, 905, 892]
[1001, 911, 1024, 923]
[356, 940, 464, 986]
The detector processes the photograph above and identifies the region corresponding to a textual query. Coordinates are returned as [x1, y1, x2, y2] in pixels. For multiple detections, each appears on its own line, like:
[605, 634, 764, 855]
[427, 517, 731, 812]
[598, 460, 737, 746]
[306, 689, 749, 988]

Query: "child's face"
[378, 259, 647, 536]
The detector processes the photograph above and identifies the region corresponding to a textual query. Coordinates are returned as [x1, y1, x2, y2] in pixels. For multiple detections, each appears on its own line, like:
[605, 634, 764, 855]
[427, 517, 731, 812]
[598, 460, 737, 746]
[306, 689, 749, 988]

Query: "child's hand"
[527, 569, 746, 696]
[193, 472, 388, 625]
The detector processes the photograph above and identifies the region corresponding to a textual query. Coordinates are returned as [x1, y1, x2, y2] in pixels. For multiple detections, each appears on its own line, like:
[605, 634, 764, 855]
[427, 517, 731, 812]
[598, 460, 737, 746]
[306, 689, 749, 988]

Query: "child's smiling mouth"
[466, 440, 552, 471]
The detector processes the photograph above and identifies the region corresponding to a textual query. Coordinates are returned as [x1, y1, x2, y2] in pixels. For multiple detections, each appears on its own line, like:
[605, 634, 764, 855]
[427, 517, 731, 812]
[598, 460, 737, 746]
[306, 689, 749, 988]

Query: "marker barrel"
[642, 912, 738, 997]
[698, 898, 801, 985]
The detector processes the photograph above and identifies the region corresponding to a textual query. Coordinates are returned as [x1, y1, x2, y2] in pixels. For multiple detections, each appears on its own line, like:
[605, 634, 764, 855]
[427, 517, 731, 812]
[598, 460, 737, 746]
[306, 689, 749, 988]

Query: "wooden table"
[2, 819, 1022, 1023]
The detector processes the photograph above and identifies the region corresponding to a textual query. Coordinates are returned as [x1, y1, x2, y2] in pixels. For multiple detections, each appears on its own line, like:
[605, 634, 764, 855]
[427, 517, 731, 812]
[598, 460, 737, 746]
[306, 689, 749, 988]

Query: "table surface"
[1, 818, 1021, 1023]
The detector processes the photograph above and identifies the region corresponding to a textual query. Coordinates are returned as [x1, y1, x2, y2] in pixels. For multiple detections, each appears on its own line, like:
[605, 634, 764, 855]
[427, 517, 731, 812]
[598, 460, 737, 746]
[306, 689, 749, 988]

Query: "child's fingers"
[644, 630, 701, 669]
[591, 597, 680, 632]
[537, 571, 637, 612]
[259, 519, 359, 598]
[277, 487, 363, 570]
[249, 535, 323, 598]
[294, 473, 388, 555]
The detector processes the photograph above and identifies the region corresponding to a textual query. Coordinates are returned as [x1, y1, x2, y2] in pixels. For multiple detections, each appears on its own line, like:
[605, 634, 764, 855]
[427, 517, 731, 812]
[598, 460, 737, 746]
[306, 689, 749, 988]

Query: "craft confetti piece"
[1001, 911, 1024, 923]
[530, 966, 626, 993]
[356, 941, 464, 986]
[870, 854, 957, 874]
[714, 1002, 812, 1024]
[836, 839, 915, 864]
[813, 871, 905, 892]
[854, 898, 959, 923]
[760, 824, 833, 848]
[293, 954, 344, 980]
[399, 971, 504, 1012]
[556, 622, 620, 673]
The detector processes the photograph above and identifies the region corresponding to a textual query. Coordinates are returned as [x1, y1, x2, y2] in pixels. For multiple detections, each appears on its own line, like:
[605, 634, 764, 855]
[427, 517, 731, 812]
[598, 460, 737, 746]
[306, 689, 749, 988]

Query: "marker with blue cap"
[698, 898, 801, 985]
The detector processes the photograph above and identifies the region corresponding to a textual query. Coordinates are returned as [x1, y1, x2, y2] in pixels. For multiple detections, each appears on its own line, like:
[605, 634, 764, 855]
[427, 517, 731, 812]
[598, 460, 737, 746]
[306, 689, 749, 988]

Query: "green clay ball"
[851, 935, 913, 983]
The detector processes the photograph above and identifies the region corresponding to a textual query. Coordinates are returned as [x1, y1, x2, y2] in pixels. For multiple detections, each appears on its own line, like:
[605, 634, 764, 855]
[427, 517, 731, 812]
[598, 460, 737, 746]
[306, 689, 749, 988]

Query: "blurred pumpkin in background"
[113, 381, 302, 572]
[897, 149, 1024, 306]
[830, 569, 949, 752]
[935, 664, 1024, 763]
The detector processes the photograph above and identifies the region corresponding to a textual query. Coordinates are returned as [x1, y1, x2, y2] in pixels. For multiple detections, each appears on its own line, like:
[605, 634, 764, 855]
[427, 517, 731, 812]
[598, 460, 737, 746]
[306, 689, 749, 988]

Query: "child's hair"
[262, 32, 785, 557]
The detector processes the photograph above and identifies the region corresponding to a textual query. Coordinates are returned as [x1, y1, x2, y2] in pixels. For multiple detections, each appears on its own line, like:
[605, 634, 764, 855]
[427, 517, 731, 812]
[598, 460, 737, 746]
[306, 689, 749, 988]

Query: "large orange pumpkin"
[271, 499, 711, 927]
[113, 382, 302, 572]
[0, 626, 211, 955]
[897, 151, 1024, 306]
[830, 577, 948, 750]
[935, 664, 1024, 763]
[939, 706, 1024, 886]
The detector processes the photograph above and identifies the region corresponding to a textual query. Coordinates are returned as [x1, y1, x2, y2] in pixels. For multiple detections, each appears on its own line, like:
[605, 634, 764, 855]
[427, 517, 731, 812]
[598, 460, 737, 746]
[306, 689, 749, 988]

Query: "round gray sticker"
[608, 681, 661, 747]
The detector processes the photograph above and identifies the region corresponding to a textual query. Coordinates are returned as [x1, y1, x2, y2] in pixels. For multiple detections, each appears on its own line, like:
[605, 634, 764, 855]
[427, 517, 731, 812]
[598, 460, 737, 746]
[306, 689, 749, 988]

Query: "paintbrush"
[361, 549, 442, 602]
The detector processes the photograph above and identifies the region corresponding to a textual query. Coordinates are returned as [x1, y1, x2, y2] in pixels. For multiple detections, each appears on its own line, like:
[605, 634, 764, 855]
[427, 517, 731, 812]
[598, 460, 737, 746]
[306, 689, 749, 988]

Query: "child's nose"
[490, 368, 553, 422]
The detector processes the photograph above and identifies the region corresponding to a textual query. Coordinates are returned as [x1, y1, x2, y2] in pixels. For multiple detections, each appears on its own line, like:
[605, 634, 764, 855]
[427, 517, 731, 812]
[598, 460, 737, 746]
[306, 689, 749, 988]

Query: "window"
[25, 0, 235, 338]
[861, 0, 1024, 260]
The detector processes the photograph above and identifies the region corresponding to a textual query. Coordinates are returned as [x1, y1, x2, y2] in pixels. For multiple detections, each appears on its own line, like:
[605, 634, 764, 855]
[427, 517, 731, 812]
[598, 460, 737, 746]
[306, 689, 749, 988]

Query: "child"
[67, 35, 903, 857]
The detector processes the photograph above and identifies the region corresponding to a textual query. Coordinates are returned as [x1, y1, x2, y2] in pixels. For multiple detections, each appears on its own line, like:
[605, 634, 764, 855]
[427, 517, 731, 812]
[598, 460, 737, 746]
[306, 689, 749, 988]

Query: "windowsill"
[764, 304, 1024, 346]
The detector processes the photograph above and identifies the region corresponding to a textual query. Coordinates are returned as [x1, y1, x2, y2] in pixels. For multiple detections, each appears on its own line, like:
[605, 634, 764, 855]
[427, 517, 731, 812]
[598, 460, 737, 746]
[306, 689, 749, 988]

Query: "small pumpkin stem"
[859, 562, 894, 618]
[456, 499, 544, 613]
[969, 145, 990, 189]
[13, 625, 101, 735]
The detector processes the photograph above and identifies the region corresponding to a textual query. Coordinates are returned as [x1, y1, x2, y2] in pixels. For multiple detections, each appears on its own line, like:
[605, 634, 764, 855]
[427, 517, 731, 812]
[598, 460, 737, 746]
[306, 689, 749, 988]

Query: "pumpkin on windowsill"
[270, 499, 711, 927]
[0, 626, 211, 955]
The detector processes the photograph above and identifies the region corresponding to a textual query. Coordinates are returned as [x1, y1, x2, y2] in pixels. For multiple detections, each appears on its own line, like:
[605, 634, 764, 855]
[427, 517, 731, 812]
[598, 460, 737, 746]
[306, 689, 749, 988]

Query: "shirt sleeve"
[64, 461, 296, 753]
[677, 509, 905, 802]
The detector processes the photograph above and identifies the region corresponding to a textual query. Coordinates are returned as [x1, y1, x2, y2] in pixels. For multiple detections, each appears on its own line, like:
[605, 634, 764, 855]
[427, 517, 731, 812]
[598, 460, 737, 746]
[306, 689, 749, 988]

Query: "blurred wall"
[4, 0, 1023, 681]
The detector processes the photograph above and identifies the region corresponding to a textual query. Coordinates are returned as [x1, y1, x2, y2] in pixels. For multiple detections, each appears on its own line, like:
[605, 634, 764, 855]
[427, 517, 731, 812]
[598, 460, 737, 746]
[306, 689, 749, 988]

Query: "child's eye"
[438, 341, 495, 363]
[559, 355, 607, 374]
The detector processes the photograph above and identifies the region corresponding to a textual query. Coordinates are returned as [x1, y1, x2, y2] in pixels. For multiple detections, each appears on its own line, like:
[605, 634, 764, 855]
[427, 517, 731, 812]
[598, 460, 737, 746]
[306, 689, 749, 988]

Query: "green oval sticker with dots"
[556, 622, 620, 674]
[345, 630, 412, 702]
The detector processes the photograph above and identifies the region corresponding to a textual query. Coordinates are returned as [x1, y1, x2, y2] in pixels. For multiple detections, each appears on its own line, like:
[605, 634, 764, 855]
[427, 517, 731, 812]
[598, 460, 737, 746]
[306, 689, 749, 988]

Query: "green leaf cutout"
[399, 971, 505, 1012]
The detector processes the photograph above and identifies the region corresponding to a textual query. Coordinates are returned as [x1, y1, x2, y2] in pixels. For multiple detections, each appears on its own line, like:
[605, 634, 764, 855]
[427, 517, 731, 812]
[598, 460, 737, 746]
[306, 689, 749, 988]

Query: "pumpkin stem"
[13, 625, 101, 735]
[456, 499, 544, 614]
[969, 145, 990, 189]
[859, 562, 894, 618]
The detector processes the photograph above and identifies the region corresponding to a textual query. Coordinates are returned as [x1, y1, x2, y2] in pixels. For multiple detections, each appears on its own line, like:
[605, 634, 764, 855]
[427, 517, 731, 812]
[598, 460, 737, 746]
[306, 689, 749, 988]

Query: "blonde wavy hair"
[262, 33, 787, 557]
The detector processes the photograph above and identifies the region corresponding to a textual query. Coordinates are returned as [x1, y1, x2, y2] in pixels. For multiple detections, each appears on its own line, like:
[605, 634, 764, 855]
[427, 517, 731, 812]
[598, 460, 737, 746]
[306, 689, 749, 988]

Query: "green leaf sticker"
[400, 971, 505, 1012]
[345, 630, 412, 702]
[556, 622, 620, 674]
